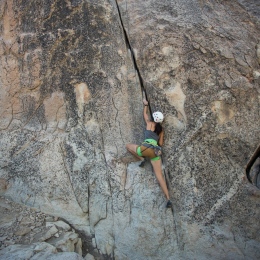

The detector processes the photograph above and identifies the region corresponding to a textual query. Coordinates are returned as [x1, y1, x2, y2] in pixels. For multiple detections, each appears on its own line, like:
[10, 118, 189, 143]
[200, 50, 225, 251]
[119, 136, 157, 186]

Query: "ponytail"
[154, 123, 162, 135]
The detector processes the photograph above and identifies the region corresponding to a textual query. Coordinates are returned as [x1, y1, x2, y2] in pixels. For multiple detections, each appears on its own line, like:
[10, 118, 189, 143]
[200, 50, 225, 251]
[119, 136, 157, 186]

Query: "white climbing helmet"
[153, 111, 164, 123]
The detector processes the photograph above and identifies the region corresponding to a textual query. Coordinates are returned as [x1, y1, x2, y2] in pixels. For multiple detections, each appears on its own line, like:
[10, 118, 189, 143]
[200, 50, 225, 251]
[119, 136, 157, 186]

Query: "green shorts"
[136, 146, 161, 161]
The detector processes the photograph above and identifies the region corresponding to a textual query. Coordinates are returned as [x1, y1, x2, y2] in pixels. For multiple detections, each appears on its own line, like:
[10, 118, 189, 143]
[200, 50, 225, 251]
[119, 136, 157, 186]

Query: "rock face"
[0, 0, 260, 259]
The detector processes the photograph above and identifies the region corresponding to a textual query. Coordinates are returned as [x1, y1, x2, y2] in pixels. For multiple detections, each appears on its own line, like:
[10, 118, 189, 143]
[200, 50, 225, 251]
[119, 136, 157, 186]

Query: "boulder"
[84, 253, 95, 260]
[46, 220, 71, 231]
[33, 226, 59, 242]
[15, 227, 32, 236]
[47, 232, 80, 253]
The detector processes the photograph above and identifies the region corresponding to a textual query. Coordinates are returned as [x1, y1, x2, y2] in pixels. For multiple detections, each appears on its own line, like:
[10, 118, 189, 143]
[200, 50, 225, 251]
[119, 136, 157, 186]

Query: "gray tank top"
[144, 130, 159, 142]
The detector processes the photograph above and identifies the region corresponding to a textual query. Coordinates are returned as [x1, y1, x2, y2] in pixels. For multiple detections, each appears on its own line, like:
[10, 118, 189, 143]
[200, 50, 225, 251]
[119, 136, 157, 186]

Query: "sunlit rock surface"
[0, 0, 259, 259]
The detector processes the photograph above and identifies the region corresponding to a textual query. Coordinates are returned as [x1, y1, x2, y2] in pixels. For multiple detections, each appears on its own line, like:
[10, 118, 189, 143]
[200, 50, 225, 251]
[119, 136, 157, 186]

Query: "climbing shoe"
[139, 160, 145, 167]
[166, 200, 173, 208]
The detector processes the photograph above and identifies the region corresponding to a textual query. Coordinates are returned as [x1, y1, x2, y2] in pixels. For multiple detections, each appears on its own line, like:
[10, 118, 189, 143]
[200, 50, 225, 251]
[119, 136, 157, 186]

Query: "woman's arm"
[158, 129, 164, 146]
[143, 99, 150, 123]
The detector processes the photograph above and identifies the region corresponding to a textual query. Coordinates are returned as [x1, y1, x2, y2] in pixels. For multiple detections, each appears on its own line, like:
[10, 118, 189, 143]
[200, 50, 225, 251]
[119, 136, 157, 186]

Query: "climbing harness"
[141, 140, 162, 156]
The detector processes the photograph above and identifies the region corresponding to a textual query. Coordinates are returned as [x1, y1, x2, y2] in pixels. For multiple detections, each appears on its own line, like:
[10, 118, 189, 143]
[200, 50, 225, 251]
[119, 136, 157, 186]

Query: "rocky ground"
[0, 196, 96, 260]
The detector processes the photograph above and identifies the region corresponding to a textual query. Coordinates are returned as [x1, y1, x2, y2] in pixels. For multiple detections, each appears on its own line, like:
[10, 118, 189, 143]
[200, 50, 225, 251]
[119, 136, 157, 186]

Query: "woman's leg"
[150, 159, 170, 200]
[126, 144, 144, 161]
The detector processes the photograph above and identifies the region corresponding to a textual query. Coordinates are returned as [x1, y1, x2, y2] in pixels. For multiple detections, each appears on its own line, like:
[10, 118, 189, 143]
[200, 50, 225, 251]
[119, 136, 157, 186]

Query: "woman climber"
[125, 98, 173, 208]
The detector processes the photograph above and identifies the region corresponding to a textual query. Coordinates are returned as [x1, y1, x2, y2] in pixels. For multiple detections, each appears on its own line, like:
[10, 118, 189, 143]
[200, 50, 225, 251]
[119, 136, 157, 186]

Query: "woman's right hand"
[143, 99, 148, 106]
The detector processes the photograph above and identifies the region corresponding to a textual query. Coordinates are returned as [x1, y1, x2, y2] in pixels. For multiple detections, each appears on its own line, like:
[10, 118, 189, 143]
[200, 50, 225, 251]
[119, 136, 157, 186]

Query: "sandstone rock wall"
[0, 0, 260, 259]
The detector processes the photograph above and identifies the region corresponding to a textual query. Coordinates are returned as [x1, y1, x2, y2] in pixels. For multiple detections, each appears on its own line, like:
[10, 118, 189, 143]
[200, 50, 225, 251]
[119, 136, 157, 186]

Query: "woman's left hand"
[143, 99, 148, 106]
